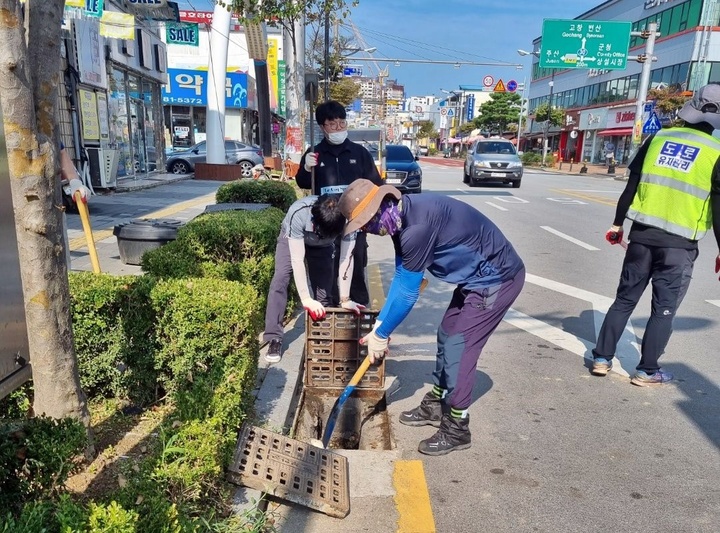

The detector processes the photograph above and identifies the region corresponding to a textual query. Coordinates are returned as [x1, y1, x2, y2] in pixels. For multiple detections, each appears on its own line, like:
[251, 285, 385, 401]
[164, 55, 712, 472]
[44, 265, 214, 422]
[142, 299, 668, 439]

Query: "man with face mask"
[338, 179, 525, 456]
[295, 100, 383, 306]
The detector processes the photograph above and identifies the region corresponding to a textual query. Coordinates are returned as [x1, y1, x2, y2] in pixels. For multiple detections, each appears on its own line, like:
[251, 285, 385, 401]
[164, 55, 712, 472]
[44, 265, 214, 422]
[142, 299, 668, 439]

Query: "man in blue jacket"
[338, 179, 525, 455]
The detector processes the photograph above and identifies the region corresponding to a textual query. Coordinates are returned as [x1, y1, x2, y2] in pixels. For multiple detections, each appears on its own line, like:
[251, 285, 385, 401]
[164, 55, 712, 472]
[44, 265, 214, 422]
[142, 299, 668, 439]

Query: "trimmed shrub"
[0, 417, 87, 513]
[521, 151, 543, 166]
[69, 273, 158, 404]
[216, 179, 297, 212]
[149, 277, 261, 428]
[141, 208, 283, 282]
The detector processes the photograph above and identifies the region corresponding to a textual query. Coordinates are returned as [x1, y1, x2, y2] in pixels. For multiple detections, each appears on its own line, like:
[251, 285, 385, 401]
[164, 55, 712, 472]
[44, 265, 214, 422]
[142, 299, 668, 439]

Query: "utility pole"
[541, 72, 555, 166]
[206, 4, 231, 164]
[630, 21, 659, 150]
[323, 0, 330, 101]
[378, 66, 388, 173]
[283, 12, 305, 162]
[516, 76, 527, 151]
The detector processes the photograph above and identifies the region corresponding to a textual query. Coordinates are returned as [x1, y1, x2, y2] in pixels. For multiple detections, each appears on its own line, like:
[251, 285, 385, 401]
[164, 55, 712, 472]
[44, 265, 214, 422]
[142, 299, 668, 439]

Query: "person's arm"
[288, 238, 325, 319]
[710, 157, 720, 278]
[294, 148, 314, 190]
[338, 234, 360, 310]
[60, 146, 90, 203]
[374, 265, 424, 338]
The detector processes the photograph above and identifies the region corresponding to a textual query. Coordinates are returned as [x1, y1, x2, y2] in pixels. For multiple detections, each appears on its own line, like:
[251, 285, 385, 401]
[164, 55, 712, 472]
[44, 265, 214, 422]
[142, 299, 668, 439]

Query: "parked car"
[463, 138, 523, 188]
[165, 140, 263, 177]
[417, 145, 429, 156]
[384, 144, 422, 193]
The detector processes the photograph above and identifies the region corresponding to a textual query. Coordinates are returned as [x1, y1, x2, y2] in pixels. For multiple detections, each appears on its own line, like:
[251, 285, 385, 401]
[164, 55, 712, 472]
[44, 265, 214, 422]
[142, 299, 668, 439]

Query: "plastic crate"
[305, 308, 384, 390]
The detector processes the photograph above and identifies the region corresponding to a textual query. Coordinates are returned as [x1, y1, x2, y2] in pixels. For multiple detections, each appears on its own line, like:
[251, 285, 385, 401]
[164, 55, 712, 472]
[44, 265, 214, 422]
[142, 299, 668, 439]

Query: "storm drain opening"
[293, 388, 393, 451]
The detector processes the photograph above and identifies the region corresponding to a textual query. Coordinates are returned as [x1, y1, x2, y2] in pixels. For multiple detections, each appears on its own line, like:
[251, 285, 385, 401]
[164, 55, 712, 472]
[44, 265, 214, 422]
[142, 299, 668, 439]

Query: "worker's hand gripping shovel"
[74, 191, 101, 273]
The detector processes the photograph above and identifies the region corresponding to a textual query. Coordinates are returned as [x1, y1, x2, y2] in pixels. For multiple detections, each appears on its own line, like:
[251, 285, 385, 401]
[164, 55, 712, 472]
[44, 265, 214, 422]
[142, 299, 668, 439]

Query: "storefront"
[597, 104, 636, 164]
[579, 107, 608, 164]
[107, 28, 167, 177]
[162, 68, 257, 150]
[559, 110, 582, 162]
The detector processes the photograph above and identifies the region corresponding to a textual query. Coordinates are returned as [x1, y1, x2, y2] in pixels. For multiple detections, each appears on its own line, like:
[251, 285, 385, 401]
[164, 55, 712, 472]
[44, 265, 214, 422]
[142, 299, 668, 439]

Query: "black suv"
[384, 144, 422, 193]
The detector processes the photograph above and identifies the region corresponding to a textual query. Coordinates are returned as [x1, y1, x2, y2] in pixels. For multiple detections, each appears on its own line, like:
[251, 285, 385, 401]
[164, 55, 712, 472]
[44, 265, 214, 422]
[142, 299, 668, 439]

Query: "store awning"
[598, 128, 633, 137]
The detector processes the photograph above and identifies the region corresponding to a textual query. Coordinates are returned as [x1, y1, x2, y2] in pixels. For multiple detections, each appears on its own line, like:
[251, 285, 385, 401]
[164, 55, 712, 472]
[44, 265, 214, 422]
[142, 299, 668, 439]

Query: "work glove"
[69, 178, 90, 204]
[304, 152, 318, 172]
[715, 254, 720, 281]
[605, 225, 623, 245]
[340, 299, 365, 315]
[302, 298, 326, 322]
[359, 331, 389, 364]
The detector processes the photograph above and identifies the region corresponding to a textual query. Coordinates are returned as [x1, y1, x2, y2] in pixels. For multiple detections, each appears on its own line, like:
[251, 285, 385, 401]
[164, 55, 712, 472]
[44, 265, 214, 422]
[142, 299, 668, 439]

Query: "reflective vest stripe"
[626, 209, 706, 240]
[640, 172, 711, 200]
[653, 129, 720, 151]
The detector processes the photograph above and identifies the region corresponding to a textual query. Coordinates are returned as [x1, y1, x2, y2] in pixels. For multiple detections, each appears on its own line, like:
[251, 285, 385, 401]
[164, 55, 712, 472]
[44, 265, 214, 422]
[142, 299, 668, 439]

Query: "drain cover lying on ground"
[227, 424, 350, 518]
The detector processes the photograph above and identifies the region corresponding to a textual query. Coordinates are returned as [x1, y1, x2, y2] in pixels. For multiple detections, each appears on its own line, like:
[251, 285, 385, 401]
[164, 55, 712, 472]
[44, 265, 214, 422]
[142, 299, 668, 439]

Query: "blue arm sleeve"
[377, 256, 403, 323]
[375, 265, 424, 339]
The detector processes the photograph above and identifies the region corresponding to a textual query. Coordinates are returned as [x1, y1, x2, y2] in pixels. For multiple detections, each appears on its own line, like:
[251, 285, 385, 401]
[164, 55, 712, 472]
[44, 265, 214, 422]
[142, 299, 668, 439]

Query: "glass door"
[129, 97, 147, 175]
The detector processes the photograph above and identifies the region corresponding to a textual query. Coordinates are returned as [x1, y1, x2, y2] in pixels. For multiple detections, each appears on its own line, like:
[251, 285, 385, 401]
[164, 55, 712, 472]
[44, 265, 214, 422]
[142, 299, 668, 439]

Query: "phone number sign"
[162, 68, 248, 108]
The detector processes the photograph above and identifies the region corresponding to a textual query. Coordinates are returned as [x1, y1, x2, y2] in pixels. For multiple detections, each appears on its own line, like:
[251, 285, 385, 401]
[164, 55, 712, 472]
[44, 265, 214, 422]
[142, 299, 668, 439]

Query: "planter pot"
[113, 218, 183, 265]
[194, 163, 244, 181]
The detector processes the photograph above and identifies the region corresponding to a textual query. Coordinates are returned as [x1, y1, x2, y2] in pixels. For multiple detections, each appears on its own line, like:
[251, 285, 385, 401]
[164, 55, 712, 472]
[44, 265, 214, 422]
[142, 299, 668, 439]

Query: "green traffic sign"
[540, 19, 631, 70]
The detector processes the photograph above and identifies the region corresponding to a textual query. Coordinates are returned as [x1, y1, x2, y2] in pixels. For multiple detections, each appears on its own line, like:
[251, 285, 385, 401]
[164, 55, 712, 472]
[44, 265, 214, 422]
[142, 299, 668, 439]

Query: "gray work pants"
[263, 235, 334, 343]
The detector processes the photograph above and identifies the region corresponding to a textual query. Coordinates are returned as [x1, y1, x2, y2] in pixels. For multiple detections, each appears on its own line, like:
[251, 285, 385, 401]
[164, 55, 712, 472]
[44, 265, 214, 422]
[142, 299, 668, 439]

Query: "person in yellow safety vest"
[591, 83, 720, 387]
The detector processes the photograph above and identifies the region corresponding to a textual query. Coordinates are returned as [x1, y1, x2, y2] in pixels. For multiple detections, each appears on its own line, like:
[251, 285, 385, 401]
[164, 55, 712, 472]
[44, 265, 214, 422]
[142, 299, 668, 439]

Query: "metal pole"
[542, 72, 554, 166]
[323, 2, 330, 101]
[516, 76, 526, 151]
[632, 21, 658, 150]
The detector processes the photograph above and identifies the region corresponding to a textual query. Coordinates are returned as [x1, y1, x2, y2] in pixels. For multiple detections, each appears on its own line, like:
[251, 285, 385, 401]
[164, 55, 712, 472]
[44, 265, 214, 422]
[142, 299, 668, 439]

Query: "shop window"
[108, 68, 131, 178]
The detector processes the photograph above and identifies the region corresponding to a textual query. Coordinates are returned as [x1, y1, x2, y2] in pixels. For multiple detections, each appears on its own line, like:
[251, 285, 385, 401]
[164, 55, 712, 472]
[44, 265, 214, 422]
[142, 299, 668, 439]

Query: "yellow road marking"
[68, 193, 216, 252]
[550, 188, 618, 207]
[394, 460, 436, 533]
[368, 262, 386, 310]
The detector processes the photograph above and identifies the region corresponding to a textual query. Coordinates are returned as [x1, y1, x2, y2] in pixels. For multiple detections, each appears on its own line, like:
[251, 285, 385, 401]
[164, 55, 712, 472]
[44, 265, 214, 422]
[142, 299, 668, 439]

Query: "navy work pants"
[593, 242, 697, 373]
[435, 268, 525, 410]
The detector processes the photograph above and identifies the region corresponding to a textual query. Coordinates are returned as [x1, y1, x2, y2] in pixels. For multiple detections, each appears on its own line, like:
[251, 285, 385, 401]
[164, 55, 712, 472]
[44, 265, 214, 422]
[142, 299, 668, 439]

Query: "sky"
[348, 0, 602, 97]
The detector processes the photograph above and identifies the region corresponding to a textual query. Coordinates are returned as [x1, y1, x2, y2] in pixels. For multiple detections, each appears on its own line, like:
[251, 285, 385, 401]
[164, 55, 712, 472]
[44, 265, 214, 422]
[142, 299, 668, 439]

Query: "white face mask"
[326, 131, 348, 145]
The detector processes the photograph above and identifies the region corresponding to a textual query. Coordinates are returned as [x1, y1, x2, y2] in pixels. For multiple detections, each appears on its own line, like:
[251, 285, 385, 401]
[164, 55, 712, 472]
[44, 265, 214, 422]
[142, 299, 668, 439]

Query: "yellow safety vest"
[628, 127, 720, 240]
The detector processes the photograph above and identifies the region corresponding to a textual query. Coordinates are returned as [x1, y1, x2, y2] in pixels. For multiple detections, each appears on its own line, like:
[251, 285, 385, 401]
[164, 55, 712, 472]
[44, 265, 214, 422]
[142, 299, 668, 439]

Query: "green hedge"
[141, 208, 283, 284]
[215, 179, 297, 212]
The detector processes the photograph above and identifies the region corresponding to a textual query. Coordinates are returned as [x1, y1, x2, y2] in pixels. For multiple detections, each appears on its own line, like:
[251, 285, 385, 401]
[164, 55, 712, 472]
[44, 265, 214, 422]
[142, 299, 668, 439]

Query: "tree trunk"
[0, 0, 92, 441]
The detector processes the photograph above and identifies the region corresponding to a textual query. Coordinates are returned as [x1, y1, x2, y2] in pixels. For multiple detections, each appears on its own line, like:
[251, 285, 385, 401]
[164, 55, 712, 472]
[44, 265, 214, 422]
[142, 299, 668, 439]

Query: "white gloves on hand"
[360, 331, 389, 364]
[69, 178, 90, 203]
[304, 152, 318, 172]
[341, 299, 365, 315]
[302, 298, 326, 321]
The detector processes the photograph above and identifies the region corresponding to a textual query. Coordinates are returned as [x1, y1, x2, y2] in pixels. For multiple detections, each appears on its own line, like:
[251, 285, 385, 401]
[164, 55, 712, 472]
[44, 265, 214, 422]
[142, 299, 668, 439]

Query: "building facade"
[59, 2, 170, 185]
[162, 10, 286, 153]
[524, 0, 718, 163]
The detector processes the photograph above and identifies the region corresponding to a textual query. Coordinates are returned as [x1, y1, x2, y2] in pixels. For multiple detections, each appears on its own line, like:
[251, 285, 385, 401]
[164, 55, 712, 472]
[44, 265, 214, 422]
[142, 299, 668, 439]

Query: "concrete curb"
[113, 174, 192, 193]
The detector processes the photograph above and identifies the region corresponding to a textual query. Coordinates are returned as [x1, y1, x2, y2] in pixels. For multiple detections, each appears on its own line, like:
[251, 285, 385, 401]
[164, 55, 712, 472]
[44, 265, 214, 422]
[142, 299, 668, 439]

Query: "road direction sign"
[540, 19, 631, 70]
[643, 111, 662, 134]
[507, 80, 518, 92]
[493, 79, 506, 92]
[483, 75, 494, 87]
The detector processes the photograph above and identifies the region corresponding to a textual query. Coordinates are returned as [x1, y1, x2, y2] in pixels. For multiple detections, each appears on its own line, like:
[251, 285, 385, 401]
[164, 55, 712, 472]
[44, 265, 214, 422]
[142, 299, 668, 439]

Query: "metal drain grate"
[227, 424, 350, 518]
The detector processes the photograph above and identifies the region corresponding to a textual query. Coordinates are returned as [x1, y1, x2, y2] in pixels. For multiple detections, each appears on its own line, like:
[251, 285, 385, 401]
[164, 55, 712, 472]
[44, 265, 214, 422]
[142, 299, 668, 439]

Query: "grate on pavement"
[227, 424, 350, 518]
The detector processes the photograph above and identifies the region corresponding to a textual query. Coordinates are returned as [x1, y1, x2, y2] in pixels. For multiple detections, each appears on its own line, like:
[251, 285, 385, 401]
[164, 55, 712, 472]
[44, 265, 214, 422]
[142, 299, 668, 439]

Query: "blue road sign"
[644, 101, 655, 113]
[507, 80, 518, 92]
[643, 111, 662, 134]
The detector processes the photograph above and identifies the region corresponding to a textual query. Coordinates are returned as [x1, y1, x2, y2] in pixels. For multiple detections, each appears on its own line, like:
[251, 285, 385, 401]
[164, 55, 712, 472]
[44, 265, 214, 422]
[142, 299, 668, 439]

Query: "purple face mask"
[362, 199, 402, 236]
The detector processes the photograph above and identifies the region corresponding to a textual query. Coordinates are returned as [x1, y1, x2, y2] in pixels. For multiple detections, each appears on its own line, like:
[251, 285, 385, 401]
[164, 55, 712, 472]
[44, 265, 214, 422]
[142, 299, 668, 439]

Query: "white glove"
[341, 299, 365, 315]
[304, 152, 318, 172]
[360, 331, 389, 364]
[302, 298, 326, 321]
[69, 178, 89, 203]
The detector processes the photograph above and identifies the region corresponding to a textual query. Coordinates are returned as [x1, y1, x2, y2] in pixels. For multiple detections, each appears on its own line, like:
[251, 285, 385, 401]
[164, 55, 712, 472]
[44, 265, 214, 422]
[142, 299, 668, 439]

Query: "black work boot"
[399, 392, 444, 428]
[418, 414, 471, 456]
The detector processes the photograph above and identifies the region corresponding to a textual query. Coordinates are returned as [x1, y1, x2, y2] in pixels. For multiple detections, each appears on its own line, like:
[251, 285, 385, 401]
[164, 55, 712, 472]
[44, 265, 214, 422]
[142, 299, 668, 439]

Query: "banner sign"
[84, 0, 104, 18]
[278, 59, 286, 117]
[99, 11, 135, 40]
[127, 0, 167, 8]
[466, 93, 475, 121]
[162, 68, 248, 108]
[166, 22, 199, 46]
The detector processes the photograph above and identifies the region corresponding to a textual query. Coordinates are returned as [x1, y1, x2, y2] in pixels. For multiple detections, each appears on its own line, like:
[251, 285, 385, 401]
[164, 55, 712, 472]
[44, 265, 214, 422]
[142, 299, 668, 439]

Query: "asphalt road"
[377, 161, 720, 533]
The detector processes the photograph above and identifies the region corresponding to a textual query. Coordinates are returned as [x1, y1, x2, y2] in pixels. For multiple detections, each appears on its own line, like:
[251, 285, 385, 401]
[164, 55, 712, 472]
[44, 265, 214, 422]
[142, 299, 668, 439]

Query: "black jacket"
[295, 138, 382, 195]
